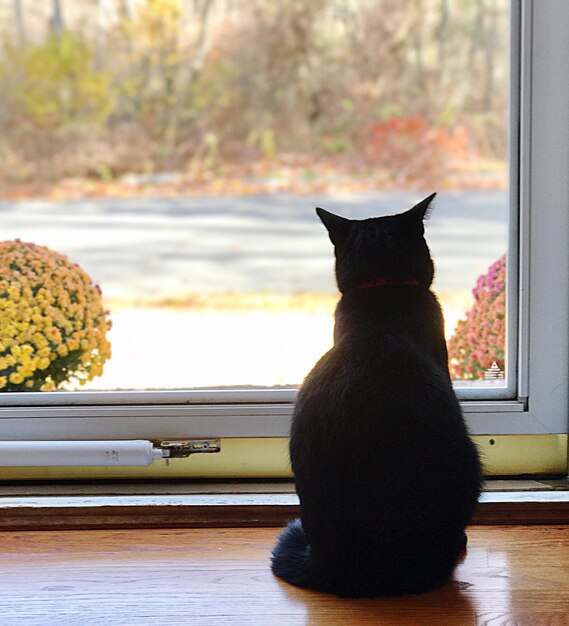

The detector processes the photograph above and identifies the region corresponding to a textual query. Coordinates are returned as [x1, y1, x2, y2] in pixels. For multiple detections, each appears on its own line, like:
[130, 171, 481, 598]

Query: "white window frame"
[0, 0, 567, 444]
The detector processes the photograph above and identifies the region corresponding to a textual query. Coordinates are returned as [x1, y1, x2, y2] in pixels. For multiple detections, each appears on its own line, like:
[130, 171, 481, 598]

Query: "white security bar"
[0, 440, 164, 466]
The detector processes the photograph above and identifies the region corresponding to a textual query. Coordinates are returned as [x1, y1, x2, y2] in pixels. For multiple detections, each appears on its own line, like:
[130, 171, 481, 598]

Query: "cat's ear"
[316, 207, 352, 245]
[405, 192, 437, 222]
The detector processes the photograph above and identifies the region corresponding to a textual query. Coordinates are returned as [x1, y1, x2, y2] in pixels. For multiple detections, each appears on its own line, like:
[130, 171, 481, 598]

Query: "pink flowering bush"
[448, 255, 506, 380]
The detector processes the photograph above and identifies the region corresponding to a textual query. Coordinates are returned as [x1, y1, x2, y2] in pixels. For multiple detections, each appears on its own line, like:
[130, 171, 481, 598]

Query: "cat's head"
[316, 193, 436, 293]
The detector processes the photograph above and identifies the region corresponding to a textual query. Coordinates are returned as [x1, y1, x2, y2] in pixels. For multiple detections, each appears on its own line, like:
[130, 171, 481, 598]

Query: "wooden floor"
[0, 526, 568, 625]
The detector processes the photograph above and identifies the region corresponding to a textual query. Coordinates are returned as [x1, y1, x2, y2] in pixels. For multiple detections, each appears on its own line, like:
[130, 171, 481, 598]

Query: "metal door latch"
[158, 439, 221, 465]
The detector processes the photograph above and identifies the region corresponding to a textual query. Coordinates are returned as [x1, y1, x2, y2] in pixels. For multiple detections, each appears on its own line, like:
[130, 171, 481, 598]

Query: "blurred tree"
[119, 0, 136, 20]
[49, 0, 65, 36]
[0, 0, 510, 185]
[13, 0, 26, 46]
[0, 31, 113, 130]
[187, 0, 213, 86]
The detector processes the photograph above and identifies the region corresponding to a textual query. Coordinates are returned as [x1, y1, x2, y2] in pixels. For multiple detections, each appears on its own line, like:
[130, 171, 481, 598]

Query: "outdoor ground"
[88, 290, 471, 390]
[1, 189, 506, 391]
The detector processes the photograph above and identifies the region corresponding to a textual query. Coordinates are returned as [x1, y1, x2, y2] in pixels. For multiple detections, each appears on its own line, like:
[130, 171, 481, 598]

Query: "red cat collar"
[356, 277, 420, 290]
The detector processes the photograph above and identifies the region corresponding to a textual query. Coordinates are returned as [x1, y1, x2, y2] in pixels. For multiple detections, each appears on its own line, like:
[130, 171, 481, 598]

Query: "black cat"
[271, 193, 482, 598]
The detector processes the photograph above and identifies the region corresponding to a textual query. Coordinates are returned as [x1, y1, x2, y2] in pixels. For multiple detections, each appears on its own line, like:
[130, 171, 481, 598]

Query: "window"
[0, 1, 567, 477]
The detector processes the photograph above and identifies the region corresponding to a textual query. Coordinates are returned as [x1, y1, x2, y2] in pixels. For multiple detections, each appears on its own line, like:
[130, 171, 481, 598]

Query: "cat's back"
[295, 287, 456, 429]
[290, 285, 479, 501]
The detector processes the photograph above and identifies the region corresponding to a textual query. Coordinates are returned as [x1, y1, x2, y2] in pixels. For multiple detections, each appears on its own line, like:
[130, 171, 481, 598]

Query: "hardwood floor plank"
[0, 526, 568, 625]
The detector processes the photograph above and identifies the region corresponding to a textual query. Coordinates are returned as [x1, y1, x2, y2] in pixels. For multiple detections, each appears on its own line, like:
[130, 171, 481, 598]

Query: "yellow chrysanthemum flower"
[0, 240, 112, 392]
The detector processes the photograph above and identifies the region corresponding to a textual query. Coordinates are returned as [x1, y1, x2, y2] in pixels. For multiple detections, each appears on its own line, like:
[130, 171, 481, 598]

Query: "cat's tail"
[271, 519, 324, 592]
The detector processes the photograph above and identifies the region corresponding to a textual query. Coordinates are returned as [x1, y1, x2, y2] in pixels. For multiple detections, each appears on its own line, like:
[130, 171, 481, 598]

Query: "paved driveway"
[0, 190, 509, 299]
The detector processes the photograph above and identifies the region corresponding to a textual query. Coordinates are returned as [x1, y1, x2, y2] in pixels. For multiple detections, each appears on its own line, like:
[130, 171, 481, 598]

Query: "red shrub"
[364, 115, 471, 185]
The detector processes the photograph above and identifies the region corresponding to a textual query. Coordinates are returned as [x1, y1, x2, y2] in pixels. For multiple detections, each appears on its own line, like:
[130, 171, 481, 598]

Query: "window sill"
[0, 480, 568, 530]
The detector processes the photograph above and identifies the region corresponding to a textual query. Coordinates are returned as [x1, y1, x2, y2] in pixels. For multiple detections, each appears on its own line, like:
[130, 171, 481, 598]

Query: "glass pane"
[0, 0, 510, 393]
